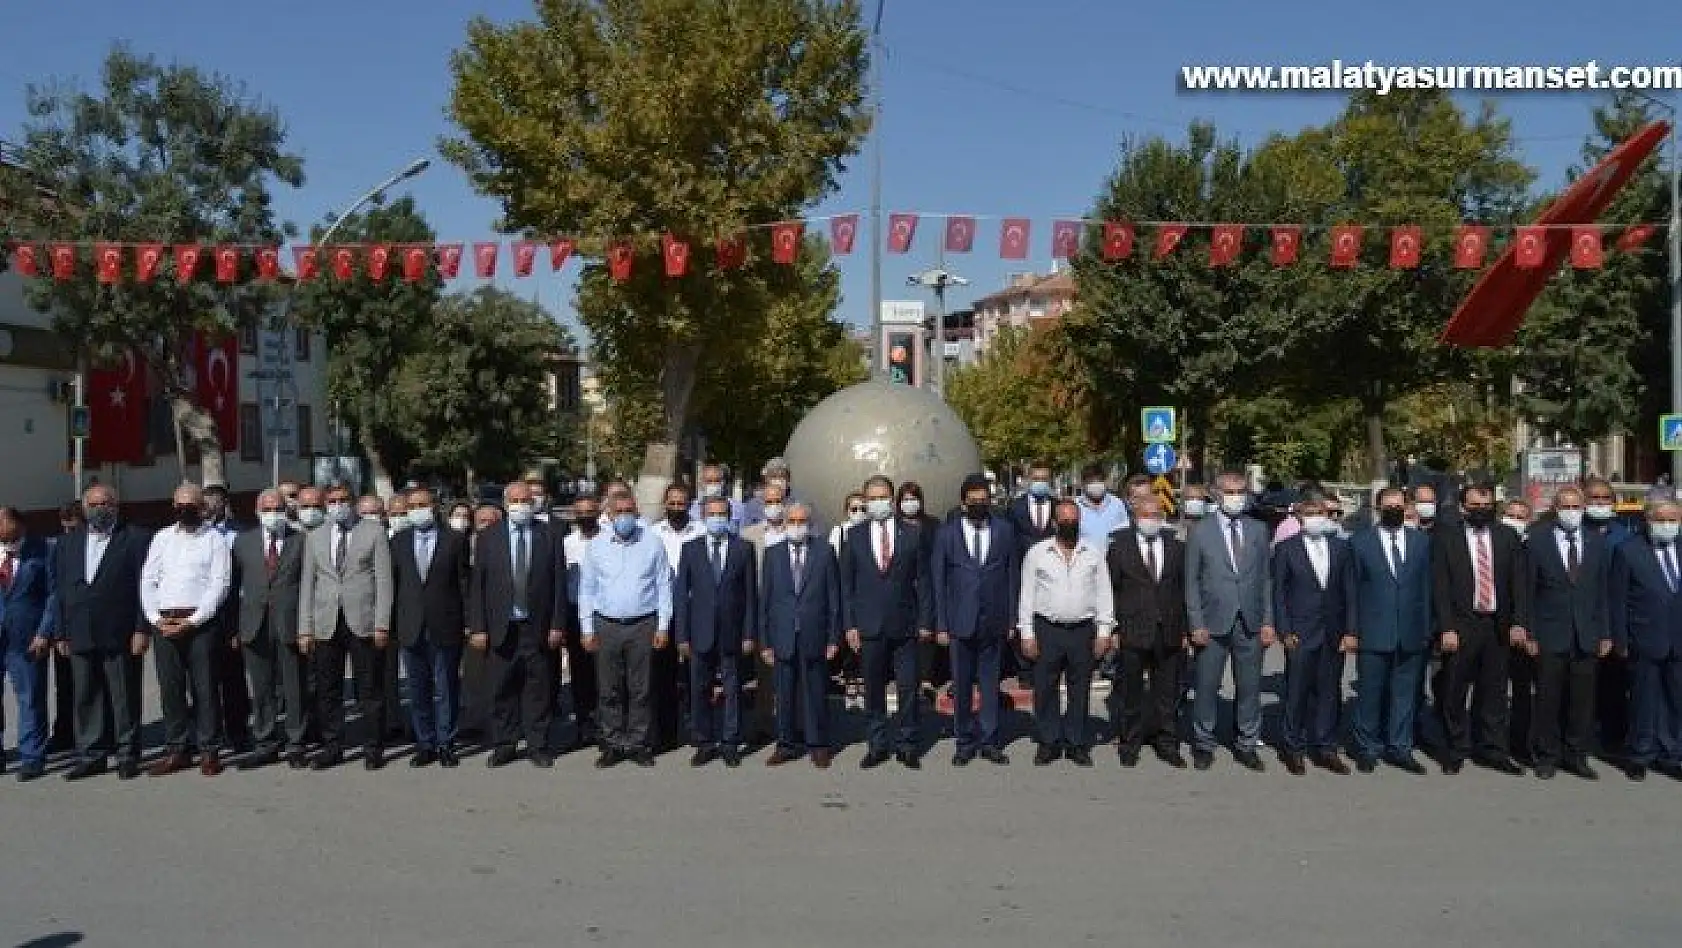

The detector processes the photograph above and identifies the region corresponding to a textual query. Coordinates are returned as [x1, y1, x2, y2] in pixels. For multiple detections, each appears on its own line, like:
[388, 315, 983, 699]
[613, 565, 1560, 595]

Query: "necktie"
[712, 538, 725, 582]
[1565, 530, 1579, 581]
[1033, 501, 1046, 531]
[265, 535, 279, 576]
[1663, 544, 1679, 593]
[1144, 536, 1158, 582]
[511, 526, 528, 611]
[0, 551, 13, 592]
[418, 531, 433, 581]
[1388, 531, 1403, 578]
[969, 524, 981, 563]
[1474, 529, 1495, 612]
[878, 523, 892, 575]
[333, 527, 348, 573]
[1228, 518, 1243, 570]
[792, 543, 805, 592]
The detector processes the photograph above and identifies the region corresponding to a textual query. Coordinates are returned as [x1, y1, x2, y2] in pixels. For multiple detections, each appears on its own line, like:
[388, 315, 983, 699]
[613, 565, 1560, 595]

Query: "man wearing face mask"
[0, 506, 56, 781]
[1271, 492, 1358, 776]
[896, 482, 945, 699]
[278, 479, 302, 522]
[386, 495, 411, 538]
[650, 484, 704, 751]
[743, 458, 798, 529]
[761, 503, 843, 767]
[230, 490, 308, 770]
[1502, 499, 1534, 537]
[1009, 462, 1059, 544]
[360, 495, 405, 737]
[1178, 484, 1212, 537]
[1583, 477, 1636, 755]
[294, 487, 327, 532]
[140, 483, 234, 777]
[1106, 494, 1187, 769]
[558, 497, 602, 749]
[391, 488, 472, 769]
[1183, 472, 1274, 771]
[580, 492, 673, 768]
[201, 479, 254, 756]
[1347, 487, 1434, 773]
[1608, 495, 1682, 781]
[673, 496, 757, 767]
[523, 473, 552, 524]
[1018, 498, 1114, 766]
[1410, 484, 1441, 533]
[688, 463, 743, 532]
[741, 483, 792, 746]
[1076, 463, 1129, 549]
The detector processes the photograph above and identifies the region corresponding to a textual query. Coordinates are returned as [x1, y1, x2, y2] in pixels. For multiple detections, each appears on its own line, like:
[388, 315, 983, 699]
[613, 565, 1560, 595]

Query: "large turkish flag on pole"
[85, 350, 149, 465]
[193, 332, 240, 452]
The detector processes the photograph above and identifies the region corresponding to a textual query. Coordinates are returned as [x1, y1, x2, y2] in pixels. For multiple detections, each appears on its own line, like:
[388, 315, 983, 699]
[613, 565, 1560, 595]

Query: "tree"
[391, 287, 571, 488]
[946, 325, 1090, 469]
[0, 45, 303, 485]
[441, 0, 871, 490]
[291, 196, 443, 496]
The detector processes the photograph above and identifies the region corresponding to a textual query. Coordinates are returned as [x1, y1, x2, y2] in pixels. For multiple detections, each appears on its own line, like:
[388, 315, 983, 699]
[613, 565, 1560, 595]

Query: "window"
[296, 404, 313, 457]
[294, 327, 312, 362]
[238, 324, 258, 355]
[239, 403, 263, 462]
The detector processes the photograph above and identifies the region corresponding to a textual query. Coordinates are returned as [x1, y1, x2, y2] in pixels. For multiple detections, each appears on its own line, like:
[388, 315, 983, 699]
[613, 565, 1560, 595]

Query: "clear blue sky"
[2, 0, 1677, 340]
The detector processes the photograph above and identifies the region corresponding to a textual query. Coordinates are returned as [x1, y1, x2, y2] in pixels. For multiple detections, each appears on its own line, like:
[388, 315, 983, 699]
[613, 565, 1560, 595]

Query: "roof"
[971, 271, 1077, 310]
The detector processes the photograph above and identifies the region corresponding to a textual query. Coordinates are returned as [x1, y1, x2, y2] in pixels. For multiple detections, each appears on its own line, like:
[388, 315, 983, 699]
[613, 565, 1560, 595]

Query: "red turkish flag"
[11, 244, 39, 277]
[1152, 224, 1188, 260]
[193, 332, 239, 451]
[1101, 222, 1134, 261]
[174, 244, 202, 283]
[1208, 225, 1243, 267]
[887, 213, 918, 253]
[473, 242, 499, 278]
[771, 221, 803, 264]
[1514, 226, 1547, 269]
[1389, 226, 1423, 269]
[402, 246, 428, 282]
[85, 350, 148, 465]
[255, 247, 280, 282]
[214, 246, 240, 283]
[999, 218, 1031, 260]
[662, 233, 690, 277]
[829, 214, 858, 254]
[96, 243, 123, 284]
[1616, 223, 1658, 251]
[367, 244, 392, 281]
[1270, 227, 1301, 266]
[331, 246, 356, 280]
[1453, 226, 1491, 268]
[436, 244, 464, 279]
[136, 244, 164, 282]
[608, 241, 634, 281]
[944, 216, 975, 253]
[50, 243, 76, 280]
[1051, 220, 1083, 259]
[1329, 226, 1363, 268]
[512, 241, 537, 277]
[292, 246, 320, 281]
[1569, 226, 1603, 269]
[715, 234, 747, 270]
[549, 239, 575, 271]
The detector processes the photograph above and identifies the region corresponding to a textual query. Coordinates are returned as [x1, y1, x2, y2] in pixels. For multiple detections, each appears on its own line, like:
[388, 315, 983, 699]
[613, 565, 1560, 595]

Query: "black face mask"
[666, 510, 690, 530]
[1464, 507, 1494, 528]
[1378, 507, 1405, 529]
[578, 519, 600, 537]
[175, 506, 203, 528]
[965, 503, 990, 523]
[1054, 521, 1081, 543]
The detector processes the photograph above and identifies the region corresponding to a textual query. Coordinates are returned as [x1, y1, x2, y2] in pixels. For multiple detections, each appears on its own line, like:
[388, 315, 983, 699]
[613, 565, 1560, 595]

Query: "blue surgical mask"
[705, 515, 731, 536]
[326, 502, 354, 526]
[613, 513, 639, 538]
[1651, 522, 1680, 543]
[866, 498, 893, 521]
[1028, 480, 1051, 499]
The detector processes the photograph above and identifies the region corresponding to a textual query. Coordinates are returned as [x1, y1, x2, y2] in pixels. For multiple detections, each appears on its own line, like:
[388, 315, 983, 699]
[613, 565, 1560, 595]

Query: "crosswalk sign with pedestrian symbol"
[1662, 414, 1682, 452]
[1142, 407, 1176, 444]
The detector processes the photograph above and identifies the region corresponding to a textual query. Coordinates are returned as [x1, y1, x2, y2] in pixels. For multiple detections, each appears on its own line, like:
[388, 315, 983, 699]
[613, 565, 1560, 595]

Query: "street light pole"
[908, 265, 967, 399]
[868, 0, 887, 380]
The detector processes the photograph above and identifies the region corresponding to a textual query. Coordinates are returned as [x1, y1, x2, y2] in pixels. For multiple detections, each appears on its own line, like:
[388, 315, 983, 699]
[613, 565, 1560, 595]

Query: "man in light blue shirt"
[687, 463, 743, 532]
[1076, 463, 1130, 549]
[580, 493, 673, 768]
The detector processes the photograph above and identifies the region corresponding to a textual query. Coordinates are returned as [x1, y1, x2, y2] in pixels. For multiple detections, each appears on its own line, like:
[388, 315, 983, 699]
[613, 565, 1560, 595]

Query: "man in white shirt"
[651, 483, 705, 750]
[1018, 499, 1115, 766]
[559, 495, 602, 747]
[140, 483, 233, 777]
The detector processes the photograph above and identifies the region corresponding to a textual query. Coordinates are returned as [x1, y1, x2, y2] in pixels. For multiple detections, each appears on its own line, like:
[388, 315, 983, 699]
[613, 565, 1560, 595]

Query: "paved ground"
[3, 655, 1680, 948]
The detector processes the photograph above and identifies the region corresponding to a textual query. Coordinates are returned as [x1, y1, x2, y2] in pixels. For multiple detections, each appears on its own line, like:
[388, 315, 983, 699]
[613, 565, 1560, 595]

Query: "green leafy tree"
[0, 45, 303, 484]
[441, 0, 871, 490]
[946, 325, 1091, 469]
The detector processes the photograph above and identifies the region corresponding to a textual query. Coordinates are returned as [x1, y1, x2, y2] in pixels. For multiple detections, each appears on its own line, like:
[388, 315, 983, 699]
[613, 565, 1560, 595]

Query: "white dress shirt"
[872, 520, 895, 570]
[85, 529, 113, 580]
[1381, 527, 1407, 575]
[563, 528, 593, 601]
[1554, 526, 1580, 570]
[140, 525, 232, 627]
[653, 519, 705, 576]
[1018, 538, 1115, 639]
[1135, 532, 1162, 581]
[1304, 534, 1330, 589]
[963, 519, 989, 563]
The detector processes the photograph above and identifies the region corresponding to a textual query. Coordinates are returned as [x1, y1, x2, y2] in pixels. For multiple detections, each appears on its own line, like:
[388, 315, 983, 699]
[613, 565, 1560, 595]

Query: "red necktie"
[1474, 530, 1495, 612]
[878, 524, 892, 575]
[265, 535, 280, 575]
[0, 551, 13, 592]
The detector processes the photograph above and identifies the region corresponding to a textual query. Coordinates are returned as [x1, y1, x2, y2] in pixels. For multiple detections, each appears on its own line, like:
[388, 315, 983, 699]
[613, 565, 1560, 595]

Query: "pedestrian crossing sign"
[1663, 414, 1682, 452]
[1142, 407, 1176, 444]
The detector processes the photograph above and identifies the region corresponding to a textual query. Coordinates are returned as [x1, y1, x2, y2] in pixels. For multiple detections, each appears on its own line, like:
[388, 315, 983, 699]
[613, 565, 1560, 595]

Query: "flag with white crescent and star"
[86, 349, 149, 464]
[193, 331, 240, 451]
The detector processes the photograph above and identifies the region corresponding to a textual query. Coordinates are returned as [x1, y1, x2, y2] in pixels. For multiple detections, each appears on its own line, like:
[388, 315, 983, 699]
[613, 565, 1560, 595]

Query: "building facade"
[971, 265, 1078, 356]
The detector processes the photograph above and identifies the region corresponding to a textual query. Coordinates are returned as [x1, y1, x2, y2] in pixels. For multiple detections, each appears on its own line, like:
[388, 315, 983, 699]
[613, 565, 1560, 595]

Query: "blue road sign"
[1663, 414, 1682, 452]
[1144, 443, 1177, 476]
[1142, 406, 1177, 444]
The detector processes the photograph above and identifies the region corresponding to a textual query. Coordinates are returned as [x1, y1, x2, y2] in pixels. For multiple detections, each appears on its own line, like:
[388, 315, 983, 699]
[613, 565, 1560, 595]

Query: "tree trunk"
[171, 393, 225, 487]
[357, 404, 395, 499]
[1363, 391, 1389, 486]
[636, 341, 701, 511]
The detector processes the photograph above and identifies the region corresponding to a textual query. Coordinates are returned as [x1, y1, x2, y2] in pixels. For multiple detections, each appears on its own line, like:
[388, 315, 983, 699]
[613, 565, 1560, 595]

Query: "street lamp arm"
[313, 157, 432, 246]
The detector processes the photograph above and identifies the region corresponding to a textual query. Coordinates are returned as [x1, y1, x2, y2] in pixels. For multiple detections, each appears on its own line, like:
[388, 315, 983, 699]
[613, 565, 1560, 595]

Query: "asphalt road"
[3, 655, 1679, 948]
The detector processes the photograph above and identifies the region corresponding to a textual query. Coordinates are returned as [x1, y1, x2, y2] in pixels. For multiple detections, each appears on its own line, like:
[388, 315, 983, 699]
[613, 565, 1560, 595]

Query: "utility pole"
[908, 264, 967, 400]
[867, 0, 887, 379]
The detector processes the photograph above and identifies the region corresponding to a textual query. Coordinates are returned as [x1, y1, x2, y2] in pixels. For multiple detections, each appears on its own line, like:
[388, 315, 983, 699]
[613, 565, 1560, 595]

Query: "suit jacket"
[1106, 527, 1187, 651]
[1519, 524, 1610, 655]
[1609, 537, 1682, 661]
[673, 533, 757, 654]
[298, 518, 394, 639]
[231, 526, 304, 644]
[391, 526, 471, 649]
[1431, 522, 1528, 639]
[1184, 514, 1273, 637]
[841, 519, 934, 640]
[930, 514, 1019, 641]
[759, 538, 842, 660]
[52, 524, 150, 653]
[470, 520, 569, 647]
[1270, 533, 1356, 650]
[1008, 495, 1058, 546]
[1, 535, 57, 649]
[1349, 526, 1433, 653]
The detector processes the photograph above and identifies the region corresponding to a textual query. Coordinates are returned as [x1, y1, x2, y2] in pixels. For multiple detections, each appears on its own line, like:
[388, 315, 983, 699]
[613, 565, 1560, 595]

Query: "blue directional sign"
[1663, 414, 1682, 452]
[1142, 406, 1177, 444]
[1144, 442, 1177, 476]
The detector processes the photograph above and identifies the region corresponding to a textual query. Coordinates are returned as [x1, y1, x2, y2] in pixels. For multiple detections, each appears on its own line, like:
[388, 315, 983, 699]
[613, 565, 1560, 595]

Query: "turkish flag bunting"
[715, 234, 747, 270]
[887, 213, 918, 253]
[1101, 222, 1134, 261]
[331, 247, 356, 280]
[193, 332, 239, 451]
[662, 233, 690, 277]
[1514, 226, 1546, 269]
[174, 245, 202, 283]
[1329, 226, 1363, 268]
[550, 239, 575, 271]
[1000, 218, 1031, 260]
[1570, 226, 1603, 269]
[292, 246, 320, 281]
[608, 241, 634, 281]
[1270, 227, 1301, 266]
[85, 350, 148, 465]
[11, 244, 39, 277]
[512, 241, 537, 277]
[1208, 225, 1243, 267]
[944, 216, 975, 253]
[1051, 220, 1082, 259]
[829, 214, 858, 254]
[1152, 224, 1188, 260]
[473, 242, 499, 278]
[436, 244, 464, 279]
[1453, 226, 1490, 268]
[1616, 223, 1657, 251]
[96, 243, 123, 284]
[255, 247, 280, 282]
[1389, 226, 1423, 269]
[402, 246, 428, 282]
[367, 244, 392, 281]
[136, 244, 164, 283]
[771, 221, 803, 264]
[214, 246, 240, 283]
[50, 244, 76, 280]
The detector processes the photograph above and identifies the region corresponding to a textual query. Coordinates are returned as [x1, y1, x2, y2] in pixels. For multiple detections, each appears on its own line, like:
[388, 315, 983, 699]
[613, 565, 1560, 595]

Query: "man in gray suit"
[1184, 471, 1275, 771]
[298, 483, 393, 771]
[232, 490, 309, 770]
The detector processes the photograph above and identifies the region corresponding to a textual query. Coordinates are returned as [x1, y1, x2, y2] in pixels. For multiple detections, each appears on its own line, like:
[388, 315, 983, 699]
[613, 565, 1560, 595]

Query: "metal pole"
[868, 0, 886, 379]
[1670, 118, 1682, 479]
[72, 356, 85, 497]
[271, 391, 281, 488]
[932, 244, 946, 397]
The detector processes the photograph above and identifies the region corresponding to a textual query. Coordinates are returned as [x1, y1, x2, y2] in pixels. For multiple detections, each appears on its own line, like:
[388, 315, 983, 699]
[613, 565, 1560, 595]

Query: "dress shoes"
[1067, 747, 1094, 768]
[1155, 745, 1187, 769]
[721, 746, 742, 768]
[17, 761, 46, 783]
[1563, 756, 1599, 781]
[363, 748, 386, 771]
[979, 747, 1009, 766]
[1475, 754, 1524, 776]
[594, 748, 623, 769]
[631, 748, 656, 768]
[1441, 757, 1464, 775]
[1312, 752, 1351, 776]
[766, 749, 796, 767]
[810, 748, 833, 769]
[690, 746, 718, 768]
[149, 752, 191, 778]
[1355, 756, 1377, 774]
[1655, 760, 1682, 780]
[952, 749, 976, 767]
[1117, 748, 1139, 768]
[410, 747, 438, 768]
[1033, 745, 1060, 767]
[438, 746, 461, 768]
[896, 750, 921, 770]
[310, 747, 344, 771]
[239, 748, 280, 771]
[487, 745, 518, 768]
[1625, 762, 1648, 781]
[1386, 754, 1427, 775]
[47, 733, 74, 754]
[1233, 749, 1265, 772]
[529, 749, 555, 769]
[1534, 762, 1557, 780]
[116, 758, 140, 780]
[199, 750, 224, 776]
[1192, 749, 1215, 771]
[285, 748, 309, 770]
[860, 748, 890, 770]
[1281, 752, 1307, 776]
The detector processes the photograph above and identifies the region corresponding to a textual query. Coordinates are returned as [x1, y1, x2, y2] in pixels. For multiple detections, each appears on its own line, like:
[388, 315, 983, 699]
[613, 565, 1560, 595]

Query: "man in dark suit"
[674, 496, 757, 767]
[392, 488, 472, 768]
[469, 481, 570, 768]
[931, 475, 1019, 766]
[1608, 498, 1682, 781]
[231, 490, 309, 770]
[1106, 494, 1187, 769]
[47, 502, 83, 753]
[842, 475, 935, 769]
[761, 503, 842, 768]
[1349, 487, 1434, 773]
[1517, 484, 1611, 780]
[53, 484, 151, 781]
[1271, 491, 1357, 775]
[1433, 482, 1529, 775]
[1583, 476, 1636, 753]
[1, 507, 57, 781]
[1006, 462, 1057, 689]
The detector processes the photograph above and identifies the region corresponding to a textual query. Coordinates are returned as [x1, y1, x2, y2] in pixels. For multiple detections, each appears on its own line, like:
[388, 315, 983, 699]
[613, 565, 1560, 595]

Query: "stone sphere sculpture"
[782, 380, 985, 524]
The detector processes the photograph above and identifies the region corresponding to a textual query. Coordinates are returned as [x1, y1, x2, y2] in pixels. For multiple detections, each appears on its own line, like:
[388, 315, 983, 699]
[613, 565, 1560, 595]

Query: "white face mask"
[297, 507, 325, 529]
[1500, 517, 1529, 534]
[1651, 521, 1680, 543]
[258, 511, 288, 534]
[1083, 482, 1107, 501]
[508, 503, 535, 525]
[763, 504, 786, 524]
[449, 517, 472, 532]
[1220, 494, 1247, 517]
[701, 482, 724, 499]
[1300, 515, 1331, 537]
[899, 497, 922, 517]
[866, 498, 894, 521]
[1182, 498, 1209, 518]
[1414, 502, 1438, 520]
[1555, 508, 1584, 531]
[1136, 518, 1165, 538]
[1586, 503, 1615, 521]
[784, 524, 810, 543]
[847, 510, 868, 527]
